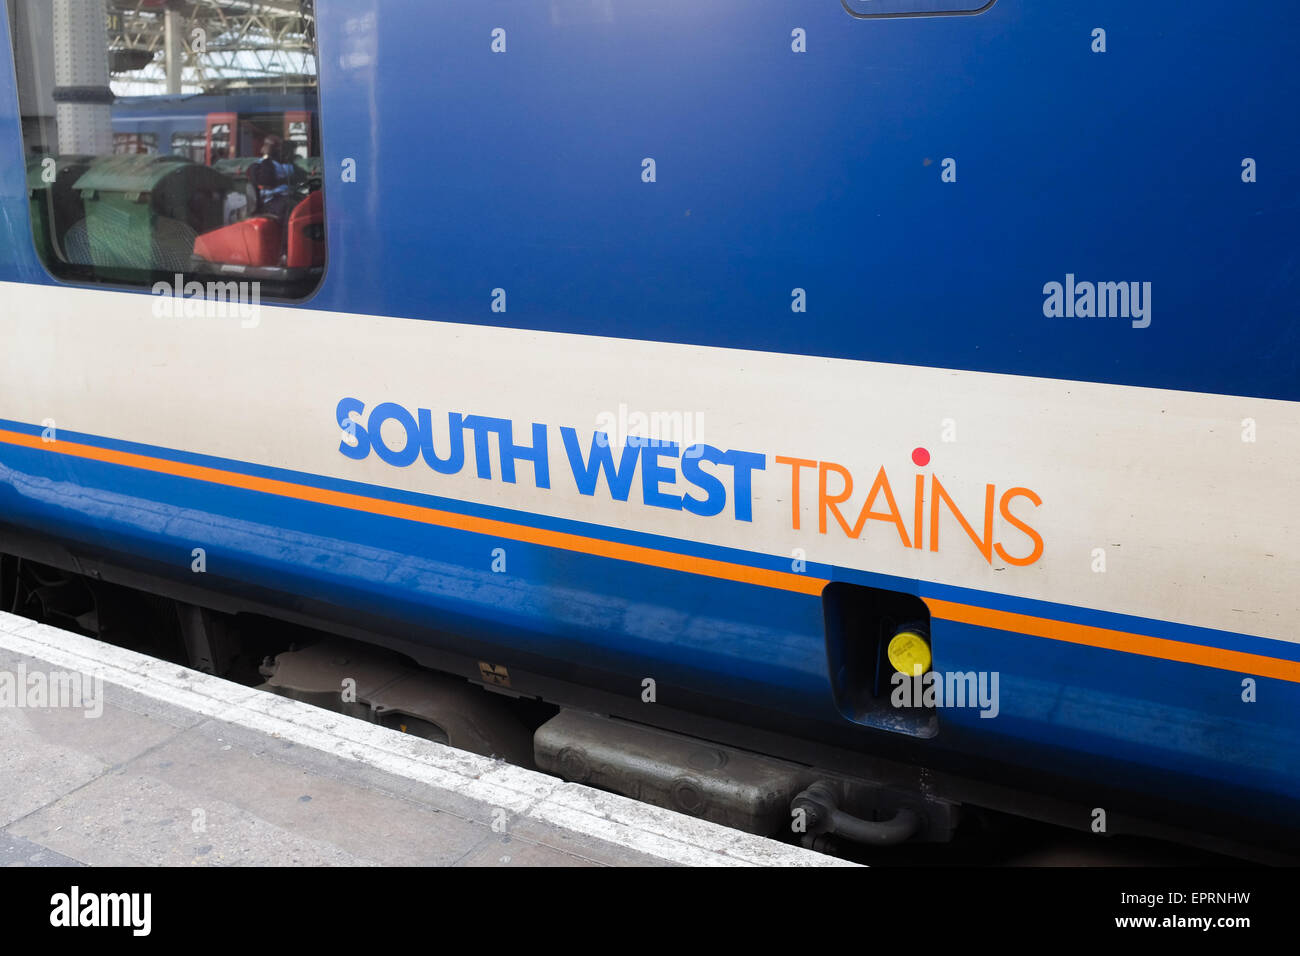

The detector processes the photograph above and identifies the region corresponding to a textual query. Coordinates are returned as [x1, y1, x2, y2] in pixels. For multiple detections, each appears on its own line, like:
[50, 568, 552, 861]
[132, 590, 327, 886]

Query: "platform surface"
[0, 611, 849, 867]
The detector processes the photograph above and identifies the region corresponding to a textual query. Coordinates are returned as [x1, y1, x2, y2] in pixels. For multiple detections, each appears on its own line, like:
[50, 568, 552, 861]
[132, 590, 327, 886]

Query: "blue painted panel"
[307, 0, 1300, 399]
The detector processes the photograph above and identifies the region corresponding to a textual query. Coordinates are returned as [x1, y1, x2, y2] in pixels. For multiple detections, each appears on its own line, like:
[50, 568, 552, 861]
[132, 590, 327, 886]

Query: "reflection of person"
[250, 134, 299, 260]
[250, 134, 296, 220]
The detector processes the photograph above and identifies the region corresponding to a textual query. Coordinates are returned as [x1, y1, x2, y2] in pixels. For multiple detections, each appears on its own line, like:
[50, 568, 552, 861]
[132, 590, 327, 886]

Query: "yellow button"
[887, 630, 932, 676]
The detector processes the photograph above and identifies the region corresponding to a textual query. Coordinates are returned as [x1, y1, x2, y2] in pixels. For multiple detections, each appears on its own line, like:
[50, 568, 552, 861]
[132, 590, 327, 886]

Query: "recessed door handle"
[841, 0, 998, 19]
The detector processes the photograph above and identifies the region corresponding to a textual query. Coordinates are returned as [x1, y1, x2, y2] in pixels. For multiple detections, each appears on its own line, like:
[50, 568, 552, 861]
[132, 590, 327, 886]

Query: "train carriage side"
[0, 0, 1297, 856]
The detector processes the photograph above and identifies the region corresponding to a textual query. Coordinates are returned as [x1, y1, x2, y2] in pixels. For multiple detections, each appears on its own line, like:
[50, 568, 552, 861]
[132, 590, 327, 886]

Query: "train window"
[8, 0, 325, 300]
[170, 131, 206, 164]
[207, 121, 232, 163]
[112, 132, 157, 154]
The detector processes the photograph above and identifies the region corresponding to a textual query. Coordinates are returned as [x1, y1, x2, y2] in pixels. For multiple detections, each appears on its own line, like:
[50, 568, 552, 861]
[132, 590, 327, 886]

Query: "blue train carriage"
[108, 92, 318, 165]
[0, 0, 1296, 859]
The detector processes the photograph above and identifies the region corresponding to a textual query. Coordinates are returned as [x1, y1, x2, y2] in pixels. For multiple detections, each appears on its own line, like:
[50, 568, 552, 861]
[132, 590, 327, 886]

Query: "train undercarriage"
[0, 539, 1289, 865]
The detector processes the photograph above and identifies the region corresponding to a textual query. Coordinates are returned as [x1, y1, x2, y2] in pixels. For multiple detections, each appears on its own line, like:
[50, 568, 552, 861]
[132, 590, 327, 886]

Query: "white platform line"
[0, 611, 854, 867]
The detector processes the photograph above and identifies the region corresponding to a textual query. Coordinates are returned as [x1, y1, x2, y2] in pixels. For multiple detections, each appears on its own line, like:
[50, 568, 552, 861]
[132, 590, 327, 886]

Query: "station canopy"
[108, 0, 317, 96]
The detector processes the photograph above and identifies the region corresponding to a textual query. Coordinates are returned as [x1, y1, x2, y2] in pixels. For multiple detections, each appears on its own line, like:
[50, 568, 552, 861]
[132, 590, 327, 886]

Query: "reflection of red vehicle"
[287, 190, 325, 268]
[192, 190, 324, 276]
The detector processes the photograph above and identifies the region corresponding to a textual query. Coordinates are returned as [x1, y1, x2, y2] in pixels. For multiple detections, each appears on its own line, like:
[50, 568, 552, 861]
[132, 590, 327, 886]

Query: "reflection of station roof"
[108, 0, 316, 95]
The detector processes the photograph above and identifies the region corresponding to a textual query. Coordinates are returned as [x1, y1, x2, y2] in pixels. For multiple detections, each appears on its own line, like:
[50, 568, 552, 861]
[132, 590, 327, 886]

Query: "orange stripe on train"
[925, 599, 1300, 684]
[0, 429, 826, 596]
[4, 428, 1298, 683]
